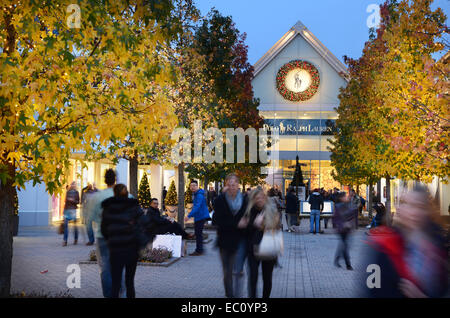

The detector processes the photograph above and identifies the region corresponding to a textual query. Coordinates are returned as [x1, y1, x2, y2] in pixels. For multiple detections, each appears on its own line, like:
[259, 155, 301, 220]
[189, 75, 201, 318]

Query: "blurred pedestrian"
[350, 189, 361, 228]
[333, 191, 356, 270]
[207, 186, 218, 212]
[81, 183, 97, 246]
[239, 187, 281, 298]
[268, 188, 284, 216]
[161, 186, 167, 212]
[212, 173, 249, 298]
[362, 188, 448, 298]
[366, 202, 386, 230]
[62, 181, 80, 246]
[186, 180, 210, 256]
[101, 184, 150, 298]
[285, 187, 299, 232]
[89, 169, 125, 298]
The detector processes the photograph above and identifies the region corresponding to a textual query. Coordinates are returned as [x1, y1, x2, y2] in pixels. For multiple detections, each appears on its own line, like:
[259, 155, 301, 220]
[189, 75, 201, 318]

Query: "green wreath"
[276, 60, 320, 101]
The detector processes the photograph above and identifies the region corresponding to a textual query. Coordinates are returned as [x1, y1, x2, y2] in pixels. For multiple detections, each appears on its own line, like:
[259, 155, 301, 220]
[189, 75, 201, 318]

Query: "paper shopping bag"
[152, 234, 182, 258]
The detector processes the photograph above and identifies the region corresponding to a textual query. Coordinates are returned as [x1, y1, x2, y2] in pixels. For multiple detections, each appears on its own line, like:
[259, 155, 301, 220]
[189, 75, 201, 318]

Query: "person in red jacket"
[361, 187, 448, 298]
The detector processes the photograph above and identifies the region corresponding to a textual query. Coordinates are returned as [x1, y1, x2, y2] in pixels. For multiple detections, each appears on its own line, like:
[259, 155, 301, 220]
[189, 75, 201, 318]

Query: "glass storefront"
[51, 158, 115, 223]
[261, 109, 341, 193]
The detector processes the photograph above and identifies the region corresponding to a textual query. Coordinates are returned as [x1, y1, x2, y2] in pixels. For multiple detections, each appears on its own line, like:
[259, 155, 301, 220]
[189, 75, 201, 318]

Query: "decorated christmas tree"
[138, 172, 151, 209]
[184, 182, 194, 206]
[290, 155, 305, 188]
[165, 180, 177, 206]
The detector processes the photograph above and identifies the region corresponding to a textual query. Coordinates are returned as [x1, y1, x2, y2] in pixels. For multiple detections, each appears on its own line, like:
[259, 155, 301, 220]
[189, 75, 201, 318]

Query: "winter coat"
[188, 189, 210, 222]
[333, 202, 356, 233]
[361, 225, 448, 298]
[308, 192, 324, 211]
[101, 197, 150, 253]
[64, 189, 80, 210]
[285, 192, 299, 214]
[212, 193, 248, 252]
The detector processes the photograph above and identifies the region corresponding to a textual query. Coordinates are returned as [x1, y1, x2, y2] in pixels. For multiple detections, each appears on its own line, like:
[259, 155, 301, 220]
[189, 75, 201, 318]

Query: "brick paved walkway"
[11, 221, 374, 298]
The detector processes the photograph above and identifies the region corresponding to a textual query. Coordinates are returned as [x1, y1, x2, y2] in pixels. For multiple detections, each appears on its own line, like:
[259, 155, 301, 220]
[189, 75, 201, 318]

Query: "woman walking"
[63, 182, 80, 246]
[239, 187, 281, 298]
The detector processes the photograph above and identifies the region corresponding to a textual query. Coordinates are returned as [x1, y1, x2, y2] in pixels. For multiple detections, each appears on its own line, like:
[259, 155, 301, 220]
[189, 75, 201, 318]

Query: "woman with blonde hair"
[238, 187, 281, 298]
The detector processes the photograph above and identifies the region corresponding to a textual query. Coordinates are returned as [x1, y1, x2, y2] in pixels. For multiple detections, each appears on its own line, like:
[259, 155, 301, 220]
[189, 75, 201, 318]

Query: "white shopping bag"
[152, 234, 182, 258]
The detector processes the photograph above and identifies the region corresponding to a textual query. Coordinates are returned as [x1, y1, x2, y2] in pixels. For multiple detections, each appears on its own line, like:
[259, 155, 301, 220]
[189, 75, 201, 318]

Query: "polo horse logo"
[294, 72, 302, 90]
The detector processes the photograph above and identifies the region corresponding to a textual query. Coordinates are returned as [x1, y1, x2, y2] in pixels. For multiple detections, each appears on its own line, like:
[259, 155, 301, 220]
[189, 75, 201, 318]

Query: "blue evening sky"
[195, 0, 449, 65]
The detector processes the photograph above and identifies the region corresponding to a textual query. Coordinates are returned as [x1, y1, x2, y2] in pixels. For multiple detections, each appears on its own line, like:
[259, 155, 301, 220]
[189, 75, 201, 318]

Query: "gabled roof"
[253, 21, 349, 81]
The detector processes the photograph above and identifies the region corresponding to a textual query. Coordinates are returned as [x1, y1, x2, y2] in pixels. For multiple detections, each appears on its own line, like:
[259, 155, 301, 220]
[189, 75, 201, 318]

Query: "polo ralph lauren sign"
[263, 119, 337, 135]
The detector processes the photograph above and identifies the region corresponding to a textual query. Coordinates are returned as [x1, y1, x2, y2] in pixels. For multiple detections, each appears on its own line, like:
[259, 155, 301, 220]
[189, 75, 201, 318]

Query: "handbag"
[58, 223, 64, 235]
[254, 229, 284, 260]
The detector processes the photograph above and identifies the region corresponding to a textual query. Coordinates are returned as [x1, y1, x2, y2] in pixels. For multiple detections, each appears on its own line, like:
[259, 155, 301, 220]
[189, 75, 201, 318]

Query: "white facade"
[252, 21, 348, 193]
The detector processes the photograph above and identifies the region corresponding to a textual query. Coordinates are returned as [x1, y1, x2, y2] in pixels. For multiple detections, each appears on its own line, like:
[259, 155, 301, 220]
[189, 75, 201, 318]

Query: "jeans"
[194, 219, 206, 253]
[286, 213, 297, 229]
[63, 210, 78, 242]
[247, 253, 276, 298]
[310, 210, 320, 233]
[335, 231, 351, 267]
[110, 249, 138, 298]
[86, 219, 95, 244]
[219, 248, 237, 298]
[96, 237, 126, 298]
[232, 239, 248, 298]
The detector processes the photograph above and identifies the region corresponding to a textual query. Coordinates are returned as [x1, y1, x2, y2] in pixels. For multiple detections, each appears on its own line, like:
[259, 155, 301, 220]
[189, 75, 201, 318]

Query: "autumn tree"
[331, 0, 449, 218]
[186, 10, 266, 188]
[0, 0, 177, 297]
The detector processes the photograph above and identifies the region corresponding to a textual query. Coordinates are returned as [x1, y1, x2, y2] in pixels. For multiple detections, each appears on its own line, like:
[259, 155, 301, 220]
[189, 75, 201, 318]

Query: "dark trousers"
[219, 248, 237, 298]
[194, 219, 206, 253]
[248, 253, 276, 298]
[110, 249, 138, 298]
[157, 222, 189, 239]
[335, 231, 351, 267]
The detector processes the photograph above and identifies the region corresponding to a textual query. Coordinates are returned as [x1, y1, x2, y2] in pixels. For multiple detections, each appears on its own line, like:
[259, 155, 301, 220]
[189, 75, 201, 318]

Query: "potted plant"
[185, 183, 194, 214]
[164, 180, 178, 219]
[12, 190, 19, 236]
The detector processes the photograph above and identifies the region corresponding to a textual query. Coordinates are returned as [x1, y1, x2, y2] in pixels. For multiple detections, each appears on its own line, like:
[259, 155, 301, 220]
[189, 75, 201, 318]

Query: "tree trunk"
[203, 177, 209, 192]
[177, 164, 185, 229]
[368, 184, 374, 219]
[377, 179, 382, 203]
[385, 175, 392, 226]
[129, 153, 138, 199]
[0, 164, 15, 297]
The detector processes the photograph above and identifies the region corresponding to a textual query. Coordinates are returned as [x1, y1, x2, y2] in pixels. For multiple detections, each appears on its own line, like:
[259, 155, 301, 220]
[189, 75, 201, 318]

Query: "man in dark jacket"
[146, 198, 193, 240]
[285, 187, 299, 232]
[101, 184, 150, 298]
[207, 186, 218, 212]
[212, 173, 248, 298]
[308, 189, 324, 234]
